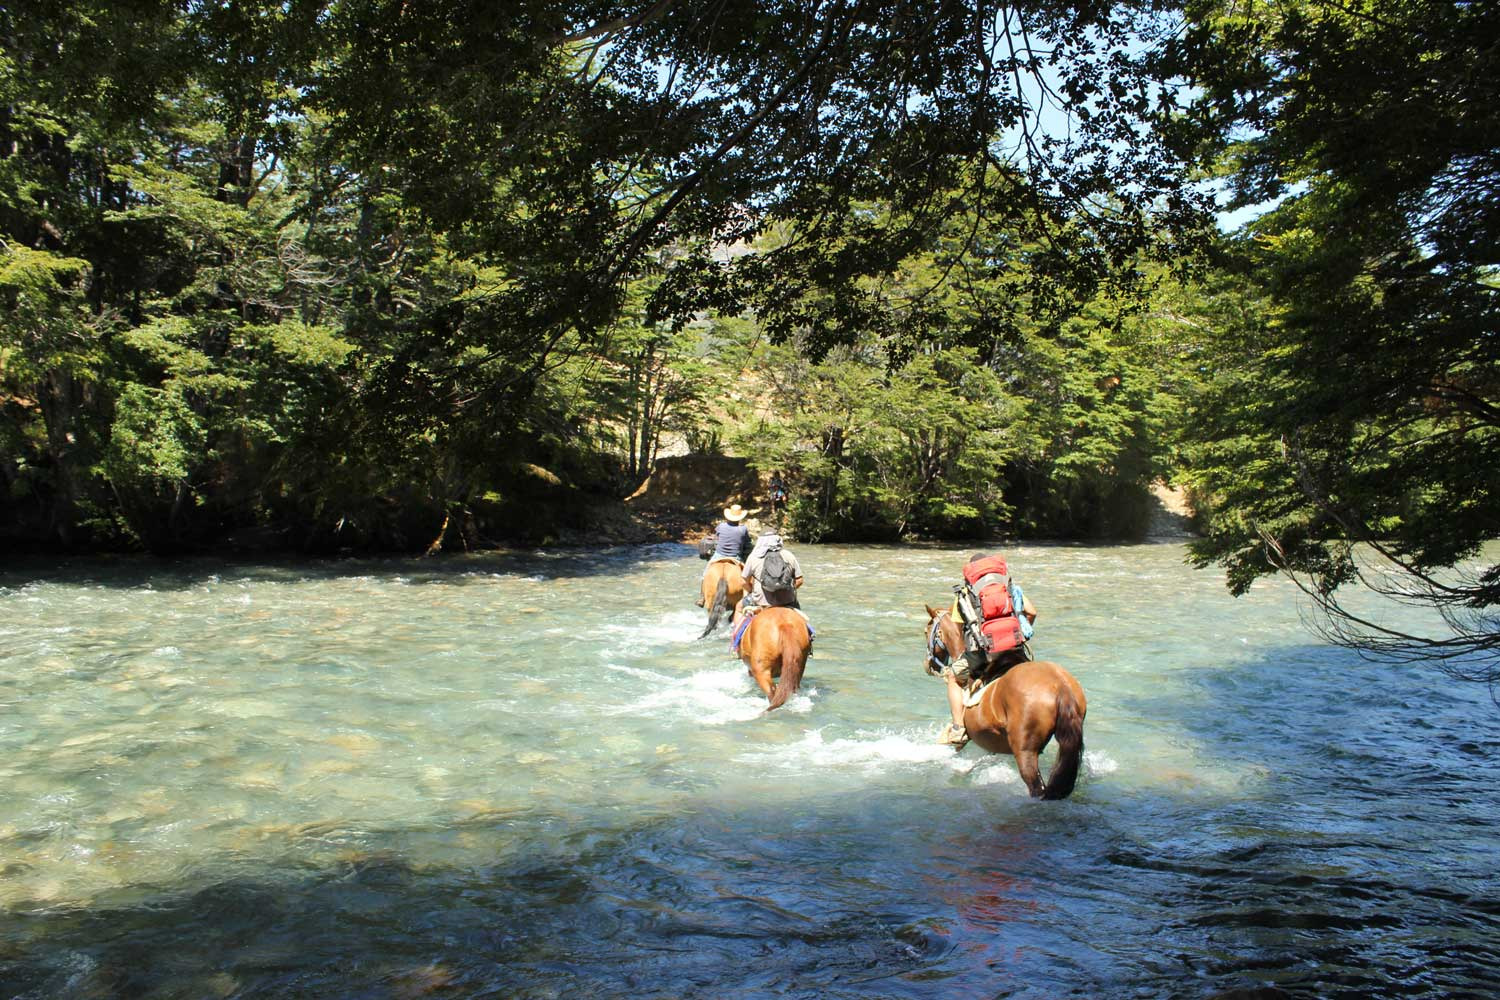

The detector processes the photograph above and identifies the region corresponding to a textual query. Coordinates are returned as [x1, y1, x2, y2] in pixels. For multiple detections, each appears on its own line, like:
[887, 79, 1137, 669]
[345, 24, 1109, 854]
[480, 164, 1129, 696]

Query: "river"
[1, 542, 1497, 998]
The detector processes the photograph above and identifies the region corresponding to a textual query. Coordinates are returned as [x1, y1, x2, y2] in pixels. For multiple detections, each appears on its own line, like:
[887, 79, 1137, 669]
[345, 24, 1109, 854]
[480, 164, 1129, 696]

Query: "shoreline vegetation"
[2, 452, 1201, 559]
[3, 3, 1493, 669]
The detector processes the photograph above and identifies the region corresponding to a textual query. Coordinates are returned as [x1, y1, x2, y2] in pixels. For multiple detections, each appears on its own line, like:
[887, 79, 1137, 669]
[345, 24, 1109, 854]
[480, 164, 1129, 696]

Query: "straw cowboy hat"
[723, 503, 748, 523]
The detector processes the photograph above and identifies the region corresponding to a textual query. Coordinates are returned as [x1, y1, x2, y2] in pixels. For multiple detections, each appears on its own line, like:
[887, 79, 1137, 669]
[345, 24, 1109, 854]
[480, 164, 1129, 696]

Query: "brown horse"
[699, 559, 746, 638]
[924, 605, 1087, 799]
[738, 606, 812, 710]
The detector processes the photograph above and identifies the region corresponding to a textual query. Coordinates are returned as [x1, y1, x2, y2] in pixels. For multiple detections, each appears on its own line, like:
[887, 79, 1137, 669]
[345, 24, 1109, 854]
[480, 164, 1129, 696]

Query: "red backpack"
[960, 555, 1024, 655]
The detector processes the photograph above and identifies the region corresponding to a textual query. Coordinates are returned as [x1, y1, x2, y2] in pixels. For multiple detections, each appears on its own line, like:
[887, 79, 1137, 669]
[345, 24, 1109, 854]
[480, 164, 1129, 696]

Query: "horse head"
[923, 603, 963, 675]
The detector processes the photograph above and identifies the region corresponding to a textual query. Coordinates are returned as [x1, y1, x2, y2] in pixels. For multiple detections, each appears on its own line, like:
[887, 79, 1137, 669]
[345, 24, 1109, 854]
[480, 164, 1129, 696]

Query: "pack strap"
[970, 572, 1008, 592]
[731, 613, 754, 653]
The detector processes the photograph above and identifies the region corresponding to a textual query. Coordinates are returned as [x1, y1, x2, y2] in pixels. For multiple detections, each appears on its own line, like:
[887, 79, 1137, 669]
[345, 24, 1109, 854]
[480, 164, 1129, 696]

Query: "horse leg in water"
[1012, 749, 1046, 799]
[744, 614, 779, 698]
[1041, 686, 1085, 801]
[747, 644, 774, 699]
[1000, 681, 1086, 800]
[766, 623, 807, 710]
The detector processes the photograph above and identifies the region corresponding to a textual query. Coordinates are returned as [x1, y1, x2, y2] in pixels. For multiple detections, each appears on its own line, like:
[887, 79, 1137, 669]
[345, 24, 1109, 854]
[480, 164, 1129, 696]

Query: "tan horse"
[699, 559, 746, 638]
[738, 606, 812, 710]
[924, 605, 1087, 799]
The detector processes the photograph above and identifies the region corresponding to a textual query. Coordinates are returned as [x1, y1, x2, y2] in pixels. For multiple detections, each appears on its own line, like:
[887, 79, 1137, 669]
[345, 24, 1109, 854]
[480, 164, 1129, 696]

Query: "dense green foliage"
[722, 204, 1188, 542]
[1163, 0, 1499, 670]
[2, 0, 1197, 553]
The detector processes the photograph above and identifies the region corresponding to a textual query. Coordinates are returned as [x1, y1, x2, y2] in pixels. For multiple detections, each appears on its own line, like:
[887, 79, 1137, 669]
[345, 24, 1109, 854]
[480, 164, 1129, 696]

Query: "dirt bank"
[619, 453, 774, 541]
[1145, 480, 1198, 540]
[576, 457, 1198, 546]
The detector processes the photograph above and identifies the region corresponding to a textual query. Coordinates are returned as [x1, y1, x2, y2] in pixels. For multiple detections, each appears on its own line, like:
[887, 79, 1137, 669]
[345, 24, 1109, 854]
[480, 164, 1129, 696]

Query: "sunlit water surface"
[1, 543, 1497, 998]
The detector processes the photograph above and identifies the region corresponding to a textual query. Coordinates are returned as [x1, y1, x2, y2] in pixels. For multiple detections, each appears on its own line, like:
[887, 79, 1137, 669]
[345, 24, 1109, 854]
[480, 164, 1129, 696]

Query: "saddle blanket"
[963, 675, 998, 709]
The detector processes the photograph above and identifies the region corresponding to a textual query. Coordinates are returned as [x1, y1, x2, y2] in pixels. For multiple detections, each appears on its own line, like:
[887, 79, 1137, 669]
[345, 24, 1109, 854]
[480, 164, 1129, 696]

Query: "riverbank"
[588, 455, 1200, 548]
[2, 452, 1198, 556]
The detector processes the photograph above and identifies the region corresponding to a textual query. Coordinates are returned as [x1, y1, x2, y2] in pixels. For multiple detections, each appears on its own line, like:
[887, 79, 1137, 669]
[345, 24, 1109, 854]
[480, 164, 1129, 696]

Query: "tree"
[320, 0, 1201, 365]
[0, 246, 100, 543]
[1164, 0, 1500, 678]
[1006, 295, 1176, 539]
[2, 1, 1206, 553]
[733, 336, 1019, 542]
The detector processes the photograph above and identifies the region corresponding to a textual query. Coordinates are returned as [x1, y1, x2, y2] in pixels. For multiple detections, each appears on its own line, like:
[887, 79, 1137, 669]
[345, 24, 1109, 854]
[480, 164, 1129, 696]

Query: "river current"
[1, 542, 1497, 998]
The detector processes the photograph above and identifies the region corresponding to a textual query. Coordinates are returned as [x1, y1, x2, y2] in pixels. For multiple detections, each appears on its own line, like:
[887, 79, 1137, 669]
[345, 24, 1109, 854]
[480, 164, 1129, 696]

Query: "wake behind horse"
[738, 606, 811, 710]
[925, 605, 1087, 799]
[699, 559, 745, 638]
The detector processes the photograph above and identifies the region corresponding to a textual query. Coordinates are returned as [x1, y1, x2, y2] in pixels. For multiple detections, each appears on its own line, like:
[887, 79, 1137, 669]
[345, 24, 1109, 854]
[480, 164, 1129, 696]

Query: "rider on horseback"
[696, 504, 753, 606]
[937, 553, 1037, 747]
[732, 530, 805, 629]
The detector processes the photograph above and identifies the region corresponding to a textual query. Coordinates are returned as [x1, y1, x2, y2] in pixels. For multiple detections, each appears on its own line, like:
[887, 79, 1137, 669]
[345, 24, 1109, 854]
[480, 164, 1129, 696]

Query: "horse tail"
[766, 624, 807, 711]
[699, 576, 730, 639]
[1042, 687, 1085, 801]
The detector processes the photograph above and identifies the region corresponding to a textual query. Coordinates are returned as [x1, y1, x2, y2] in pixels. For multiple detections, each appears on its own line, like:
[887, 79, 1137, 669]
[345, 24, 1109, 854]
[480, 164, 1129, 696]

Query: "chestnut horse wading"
[924, 605, 1087, 799]
[699, 560, 745, 638]
[738, 607, 811, 710]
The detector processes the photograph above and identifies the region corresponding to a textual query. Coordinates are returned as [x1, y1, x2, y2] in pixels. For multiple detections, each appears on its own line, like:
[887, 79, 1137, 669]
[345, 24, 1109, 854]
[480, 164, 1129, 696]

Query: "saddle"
[956, 645, 1029, 689]
[962, 676, 995, 708]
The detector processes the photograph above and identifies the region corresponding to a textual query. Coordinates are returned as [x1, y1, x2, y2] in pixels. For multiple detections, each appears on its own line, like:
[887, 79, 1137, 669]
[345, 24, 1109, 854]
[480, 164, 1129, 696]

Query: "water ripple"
[1, 545, 1497, 998]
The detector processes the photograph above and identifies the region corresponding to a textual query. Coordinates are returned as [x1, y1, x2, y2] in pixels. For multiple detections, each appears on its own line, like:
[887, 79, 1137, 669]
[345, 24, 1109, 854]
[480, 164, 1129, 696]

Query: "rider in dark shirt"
[696, 503, 752, 606]
[713, 504, 753, 560]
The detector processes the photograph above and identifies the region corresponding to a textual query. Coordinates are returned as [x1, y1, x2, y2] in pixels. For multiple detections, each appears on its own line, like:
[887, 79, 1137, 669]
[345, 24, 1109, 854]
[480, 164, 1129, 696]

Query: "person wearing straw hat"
[696, 502, 754, 605]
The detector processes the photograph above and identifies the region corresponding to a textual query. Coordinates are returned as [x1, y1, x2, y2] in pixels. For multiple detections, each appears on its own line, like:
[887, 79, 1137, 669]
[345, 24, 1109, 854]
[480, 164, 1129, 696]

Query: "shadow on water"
[0, 797, 1009, 1000]
[0, 543, 695, 591]
[1083, 642, 1500, 1000]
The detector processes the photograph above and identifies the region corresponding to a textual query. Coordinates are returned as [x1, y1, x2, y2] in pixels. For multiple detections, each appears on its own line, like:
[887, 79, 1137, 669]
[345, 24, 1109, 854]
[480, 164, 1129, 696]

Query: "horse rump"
[766, 621, 808, 711]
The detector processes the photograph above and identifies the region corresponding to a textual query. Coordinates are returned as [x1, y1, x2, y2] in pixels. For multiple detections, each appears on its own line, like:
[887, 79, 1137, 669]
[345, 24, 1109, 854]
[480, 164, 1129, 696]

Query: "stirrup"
[938, 723, 969, 747]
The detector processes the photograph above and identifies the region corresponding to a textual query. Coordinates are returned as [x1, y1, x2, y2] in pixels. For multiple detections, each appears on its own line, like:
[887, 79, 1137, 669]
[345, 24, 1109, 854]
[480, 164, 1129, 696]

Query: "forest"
[2, 2, 1496, 665]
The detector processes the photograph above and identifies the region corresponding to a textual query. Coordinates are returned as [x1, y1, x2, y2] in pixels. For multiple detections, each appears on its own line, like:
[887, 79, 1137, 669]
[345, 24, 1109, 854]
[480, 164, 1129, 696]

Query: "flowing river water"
[1, 542, 1497, 998]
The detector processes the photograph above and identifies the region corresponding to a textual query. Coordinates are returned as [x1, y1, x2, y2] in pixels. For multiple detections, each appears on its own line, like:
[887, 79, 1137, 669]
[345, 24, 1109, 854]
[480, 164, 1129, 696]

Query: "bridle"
[926, 609, 958, 675]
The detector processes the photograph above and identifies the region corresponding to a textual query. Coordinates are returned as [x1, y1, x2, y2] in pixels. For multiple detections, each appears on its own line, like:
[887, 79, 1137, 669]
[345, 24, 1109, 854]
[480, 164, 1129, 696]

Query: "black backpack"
[761, 548, 795, 591]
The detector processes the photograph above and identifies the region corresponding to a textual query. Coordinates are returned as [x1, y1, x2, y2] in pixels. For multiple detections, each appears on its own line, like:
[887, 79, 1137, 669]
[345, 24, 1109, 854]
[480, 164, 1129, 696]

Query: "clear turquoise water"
[1, 542, 1497, 998]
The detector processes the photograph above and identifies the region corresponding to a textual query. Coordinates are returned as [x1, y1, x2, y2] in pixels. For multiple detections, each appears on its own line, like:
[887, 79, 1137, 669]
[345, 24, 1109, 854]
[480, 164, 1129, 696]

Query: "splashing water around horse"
[739, 607, 812, 710]
[924, 605, 1087, 799]
[699, 560, 746, 638]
